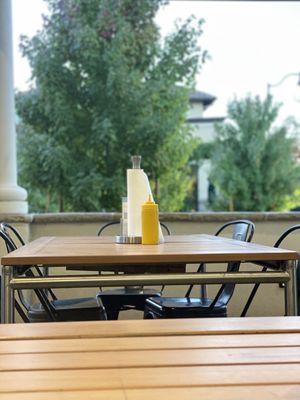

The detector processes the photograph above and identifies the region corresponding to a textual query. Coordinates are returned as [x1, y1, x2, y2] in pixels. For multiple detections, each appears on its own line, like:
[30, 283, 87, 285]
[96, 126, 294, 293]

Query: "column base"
[0, 185, 28, 213]
[0, 200, 28, 213]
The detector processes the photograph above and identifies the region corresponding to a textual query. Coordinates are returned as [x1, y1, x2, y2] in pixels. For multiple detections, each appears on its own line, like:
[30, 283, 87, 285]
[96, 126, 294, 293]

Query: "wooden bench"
[0, 317, 300, 399]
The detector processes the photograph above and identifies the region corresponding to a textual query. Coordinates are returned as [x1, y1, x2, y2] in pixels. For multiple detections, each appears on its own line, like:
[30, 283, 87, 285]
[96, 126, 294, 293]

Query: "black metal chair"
[188, 219, 255, 299]
[144, 220, 255, 319]
[0, 223, 106, 322]
[241, 224, 300, 317]
[1, 222, 58, 300]
[96, 221, 171, 320]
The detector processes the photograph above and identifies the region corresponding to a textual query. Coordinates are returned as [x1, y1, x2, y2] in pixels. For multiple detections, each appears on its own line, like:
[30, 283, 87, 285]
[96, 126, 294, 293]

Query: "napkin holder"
[115, 155, 143, 244]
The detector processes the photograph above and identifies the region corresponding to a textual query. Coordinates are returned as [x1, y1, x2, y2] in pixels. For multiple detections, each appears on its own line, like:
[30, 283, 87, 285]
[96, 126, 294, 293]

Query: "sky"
[12, 0, 300, 122]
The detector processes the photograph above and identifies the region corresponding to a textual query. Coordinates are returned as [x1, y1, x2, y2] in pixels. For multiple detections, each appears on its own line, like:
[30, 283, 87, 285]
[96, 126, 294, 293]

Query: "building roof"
[187, 116, 225, 124]
[189, 91, 216, 107]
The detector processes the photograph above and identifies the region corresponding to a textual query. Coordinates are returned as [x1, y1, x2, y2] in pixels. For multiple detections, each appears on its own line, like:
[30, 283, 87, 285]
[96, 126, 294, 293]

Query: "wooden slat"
[2, 234, 298, 266]
[1, 386, 300, 400]
[0, 390, 125, 400]
[2, 333, 300, 354]
[1, 346, 300, 372]
[1, 317, 300, 340]
[1, 364, 300, 392]
[122, 386, 300, 400]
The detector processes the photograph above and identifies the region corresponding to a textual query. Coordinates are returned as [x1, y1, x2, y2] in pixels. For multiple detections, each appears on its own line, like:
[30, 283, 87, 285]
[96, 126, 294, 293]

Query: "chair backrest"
[98, 221, 171, 236]
[1, 223, 42, 278]
[0, 229, 16, 253]
[215, 219, 255, 242]
[0, 223, 26, 247]
[1, 222, 55, 279]
[273, 224, 300, 248]
[0, 225, 56, 321]
[241, 224, 300, 317]
[211, 220, 255, 307]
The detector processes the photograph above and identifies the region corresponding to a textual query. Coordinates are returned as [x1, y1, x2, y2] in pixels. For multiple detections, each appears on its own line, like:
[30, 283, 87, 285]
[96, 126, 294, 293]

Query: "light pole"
[267, 72, 300, 95]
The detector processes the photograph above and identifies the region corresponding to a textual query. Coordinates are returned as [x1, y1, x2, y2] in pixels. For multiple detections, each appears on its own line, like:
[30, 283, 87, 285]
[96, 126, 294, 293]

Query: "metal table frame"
[1, 259, 298, 323]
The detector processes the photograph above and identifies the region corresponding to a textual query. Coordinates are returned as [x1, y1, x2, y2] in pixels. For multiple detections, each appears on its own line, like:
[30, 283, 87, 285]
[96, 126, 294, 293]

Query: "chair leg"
[144, 308, 157, 319]
[105, 309, 120, 320]
[99, 307, 108, 320]
[15, 300, 30, 323]
[200, 263, 207, 298]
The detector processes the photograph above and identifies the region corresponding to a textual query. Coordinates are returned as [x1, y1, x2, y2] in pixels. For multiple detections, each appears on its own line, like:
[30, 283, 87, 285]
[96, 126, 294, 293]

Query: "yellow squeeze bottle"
[141, 195, 159, 245]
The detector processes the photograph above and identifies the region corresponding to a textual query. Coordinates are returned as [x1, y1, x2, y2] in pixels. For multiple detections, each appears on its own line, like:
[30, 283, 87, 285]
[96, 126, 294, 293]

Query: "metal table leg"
[285, 260, 298, 316]
[1, 266, 14, 323]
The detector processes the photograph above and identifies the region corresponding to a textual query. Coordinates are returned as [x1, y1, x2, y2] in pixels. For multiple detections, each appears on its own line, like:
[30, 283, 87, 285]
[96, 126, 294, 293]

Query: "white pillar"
[197, 160, 211, 211]
[0, 0, 27, 213]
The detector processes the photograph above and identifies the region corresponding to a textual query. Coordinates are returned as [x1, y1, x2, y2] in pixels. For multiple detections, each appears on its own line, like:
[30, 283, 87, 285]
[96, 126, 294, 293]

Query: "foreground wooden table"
[1, 234, 298, 323]
[0, 317, 300, 399]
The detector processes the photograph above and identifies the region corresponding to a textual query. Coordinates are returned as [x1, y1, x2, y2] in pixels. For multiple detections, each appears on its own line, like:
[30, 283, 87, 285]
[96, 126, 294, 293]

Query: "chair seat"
[98, 287, 159, 296]
[28, 297, 105, 322]
[144, 296, 227, 319]
[97, 288, 160, 309]
[97, 288, 161, 319]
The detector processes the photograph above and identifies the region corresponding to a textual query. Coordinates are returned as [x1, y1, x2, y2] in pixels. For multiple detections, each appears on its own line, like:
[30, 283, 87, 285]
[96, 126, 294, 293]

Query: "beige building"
[187, 91, 224, 210]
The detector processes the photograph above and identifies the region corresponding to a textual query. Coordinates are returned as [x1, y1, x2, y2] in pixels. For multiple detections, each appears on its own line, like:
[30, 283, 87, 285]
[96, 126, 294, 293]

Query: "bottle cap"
[131, 155, 141, 169]
[144, 194, 155, 205]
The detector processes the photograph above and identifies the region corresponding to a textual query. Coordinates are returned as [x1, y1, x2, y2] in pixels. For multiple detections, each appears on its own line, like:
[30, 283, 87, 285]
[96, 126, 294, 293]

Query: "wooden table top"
[0, 317, 300, 399]
[1, 234, 298, 266]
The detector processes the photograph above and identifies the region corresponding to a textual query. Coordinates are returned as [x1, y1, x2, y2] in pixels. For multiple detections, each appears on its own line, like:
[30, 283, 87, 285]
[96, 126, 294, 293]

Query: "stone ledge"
[28, 212, 300, 224]
[1, 212, 300, 224]
[32, 212, 121, 223]
[161, 212, 300, 222]
[0, 214, 33, 223]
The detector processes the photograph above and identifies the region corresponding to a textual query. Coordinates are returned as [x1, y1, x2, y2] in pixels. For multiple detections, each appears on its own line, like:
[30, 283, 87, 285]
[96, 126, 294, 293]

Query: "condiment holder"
[115, 155, 159, 245]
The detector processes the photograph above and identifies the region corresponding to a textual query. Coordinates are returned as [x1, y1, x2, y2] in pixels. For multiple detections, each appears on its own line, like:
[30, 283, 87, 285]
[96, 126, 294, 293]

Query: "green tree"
[209, 95, 300, 211]
[17, 0, 206, 212]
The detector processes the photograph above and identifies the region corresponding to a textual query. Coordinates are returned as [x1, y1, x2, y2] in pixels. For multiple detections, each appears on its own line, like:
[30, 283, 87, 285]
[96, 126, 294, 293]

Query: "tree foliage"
[209, 95, 300, 211]
[16, 0, 206, 212]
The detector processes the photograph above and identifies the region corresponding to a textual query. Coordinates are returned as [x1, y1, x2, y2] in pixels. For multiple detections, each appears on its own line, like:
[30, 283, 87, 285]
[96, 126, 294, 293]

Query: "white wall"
[186, 102, 204, 119]
[192, 121, 217, 142]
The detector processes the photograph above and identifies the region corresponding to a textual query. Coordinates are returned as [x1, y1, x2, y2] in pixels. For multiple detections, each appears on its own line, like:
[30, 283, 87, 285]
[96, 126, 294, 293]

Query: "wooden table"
[1, 234, 298, 323]
[1, 317, 300, 399]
